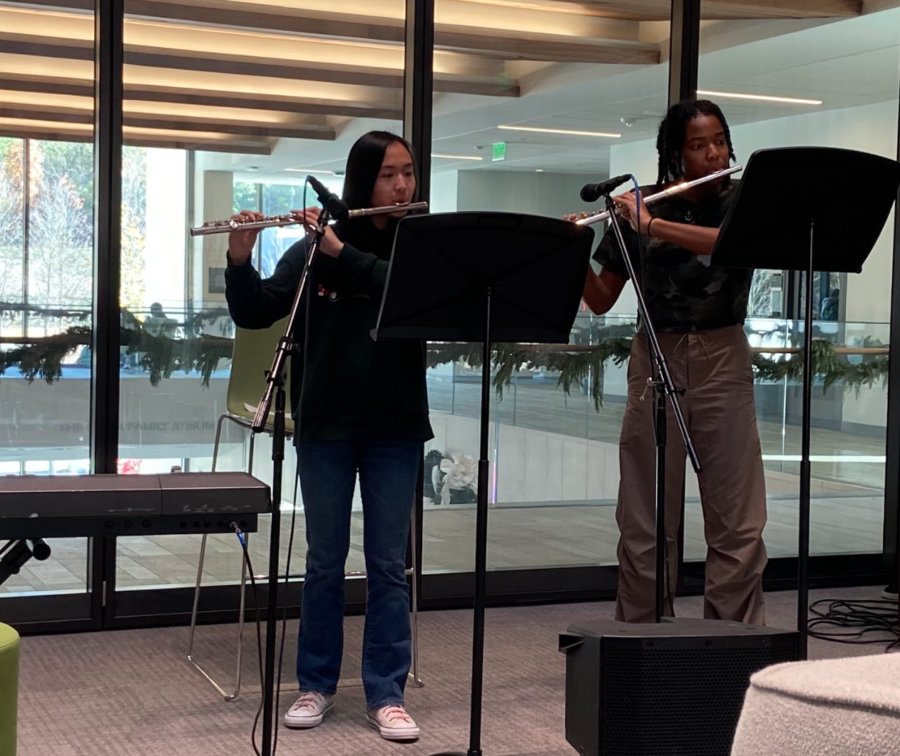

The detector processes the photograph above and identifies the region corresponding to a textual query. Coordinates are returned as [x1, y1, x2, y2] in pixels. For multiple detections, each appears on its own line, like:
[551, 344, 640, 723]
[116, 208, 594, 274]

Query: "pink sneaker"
[283, 691, 334, 729]
[366, 704, 420, 741]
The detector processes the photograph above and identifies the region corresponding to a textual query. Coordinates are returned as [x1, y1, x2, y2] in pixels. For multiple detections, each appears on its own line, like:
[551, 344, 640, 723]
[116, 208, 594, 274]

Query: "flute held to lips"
[190, 201, 429, 236]
[574, 165, 741, 226]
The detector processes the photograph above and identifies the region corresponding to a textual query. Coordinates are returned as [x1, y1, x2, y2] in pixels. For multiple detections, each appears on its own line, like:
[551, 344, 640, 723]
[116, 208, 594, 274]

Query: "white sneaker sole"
[366, 715, 420, 741]
[283, 700, 334, 729]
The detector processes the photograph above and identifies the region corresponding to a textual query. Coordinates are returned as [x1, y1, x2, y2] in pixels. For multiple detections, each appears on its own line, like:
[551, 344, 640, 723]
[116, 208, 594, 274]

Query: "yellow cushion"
[0, 623, 19, 756]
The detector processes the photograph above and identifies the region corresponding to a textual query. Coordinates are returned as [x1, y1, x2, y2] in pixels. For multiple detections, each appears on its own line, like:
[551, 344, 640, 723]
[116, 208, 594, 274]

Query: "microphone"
[580, 174, 633, 203]
[307, 175, 350, 220]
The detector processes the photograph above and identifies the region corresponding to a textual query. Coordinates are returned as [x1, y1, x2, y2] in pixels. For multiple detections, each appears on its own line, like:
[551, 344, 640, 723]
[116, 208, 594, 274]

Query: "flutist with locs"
[571, 100, 768, 626]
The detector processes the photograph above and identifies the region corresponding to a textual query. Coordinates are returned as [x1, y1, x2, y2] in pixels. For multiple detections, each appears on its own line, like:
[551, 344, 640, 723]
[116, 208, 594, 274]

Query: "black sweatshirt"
[224, 217, 433, 445]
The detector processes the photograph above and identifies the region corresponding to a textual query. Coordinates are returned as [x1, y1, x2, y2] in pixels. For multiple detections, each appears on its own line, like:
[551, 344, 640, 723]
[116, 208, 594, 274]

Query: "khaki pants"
[615, 325, 767, 624]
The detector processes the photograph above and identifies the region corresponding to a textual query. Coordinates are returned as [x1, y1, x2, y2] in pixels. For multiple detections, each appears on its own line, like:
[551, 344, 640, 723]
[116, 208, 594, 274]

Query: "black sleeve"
[592, 183, 660, 280]
[592, 222, 635, 281]
[224, 238, 309, 329]
[316, 243, 389, 297]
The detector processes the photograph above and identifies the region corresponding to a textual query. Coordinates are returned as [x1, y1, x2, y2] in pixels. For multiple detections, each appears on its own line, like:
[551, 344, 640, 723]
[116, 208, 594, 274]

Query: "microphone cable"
[233, 523, 265, 756]
[807, 597, 899, 652]
[271, 467, 301, 756]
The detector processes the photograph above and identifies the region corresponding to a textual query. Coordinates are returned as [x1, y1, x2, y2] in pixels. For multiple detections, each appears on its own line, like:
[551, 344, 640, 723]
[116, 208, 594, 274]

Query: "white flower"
[438, 452, 478, 506]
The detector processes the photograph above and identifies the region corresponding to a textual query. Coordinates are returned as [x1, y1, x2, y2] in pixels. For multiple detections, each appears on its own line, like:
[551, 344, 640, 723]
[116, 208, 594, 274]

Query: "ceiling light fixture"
[697, 90, 822, 105]
[498, 125, 621, 138]
[284, 168, 336, 174]
[432, 153, 483, 161]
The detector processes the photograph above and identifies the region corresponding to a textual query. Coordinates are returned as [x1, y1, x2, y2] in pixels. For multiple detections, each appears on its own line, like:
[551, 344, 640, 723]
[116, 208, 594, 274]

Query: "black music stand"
[374, 212, 594, 756]
[711, 146, 900, 659]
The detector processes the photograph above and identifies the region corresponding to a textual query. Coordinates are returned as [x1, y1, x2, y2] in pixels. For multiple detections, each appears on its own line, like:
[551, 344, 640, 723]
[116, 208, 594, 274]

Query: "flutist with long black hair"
[225, 131, 431, 742]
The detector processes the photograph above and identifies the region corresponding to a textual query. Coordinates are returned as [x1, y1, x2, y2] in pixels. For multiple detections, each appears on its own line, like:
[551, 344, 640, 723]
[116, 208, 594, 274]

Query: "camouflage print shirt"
[593, 179, 752, 333]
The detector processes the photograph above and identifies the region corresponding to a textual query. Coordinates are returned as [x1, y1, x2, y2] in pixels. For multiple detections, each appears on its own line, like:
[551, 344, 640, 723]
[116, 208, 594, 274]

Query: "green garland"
[750, 336, 889, 398]
[426, 325, 635, 410]
[427, 329, 889, 409]
[0, 311, 889, 406]
[0, 327, 92, 384]
[0, 326, 234, 388]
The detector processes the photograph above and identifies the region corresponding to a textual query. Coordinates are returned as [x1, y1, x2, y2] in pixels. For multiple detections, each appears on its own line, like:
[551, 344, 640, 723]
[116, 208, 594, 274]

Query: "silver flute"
[190, 201, 429, 236]
[575, 165, 742, 226]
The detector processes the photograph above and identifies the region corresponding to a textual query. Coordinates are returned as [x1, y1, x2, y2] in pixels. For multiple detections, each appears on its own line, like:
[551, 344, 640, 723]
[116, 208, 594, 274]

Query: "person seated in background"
[820, 289, 840, 321]
[142, 302, 177, 338]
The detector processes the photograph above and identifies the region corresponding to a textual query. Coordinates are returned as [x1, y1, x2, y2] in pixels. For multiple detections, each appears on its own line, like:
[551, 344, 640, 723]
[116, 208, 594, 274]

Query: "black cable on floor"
[234, 486, 299, 756]
[807, 598, 899, 652]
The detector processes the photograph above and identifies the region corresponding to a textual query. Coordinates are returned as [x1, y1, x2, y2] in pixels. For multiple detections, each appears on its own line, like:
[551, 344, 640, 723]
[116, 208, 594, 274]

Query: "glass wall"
[685, 3, 900, 561]
[423, 1, 899, 577]
[2, 0, 896, 617]
[0, 3, 94, 604]
[424, 1, 671, 573]
[110, 0, 406, 594]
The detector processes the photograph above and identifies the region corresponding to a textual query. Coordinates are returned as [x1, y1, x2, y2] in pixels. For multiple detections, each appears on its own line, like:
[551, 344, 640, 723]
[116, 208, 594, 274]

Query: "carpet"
[16, 586, 893, 756]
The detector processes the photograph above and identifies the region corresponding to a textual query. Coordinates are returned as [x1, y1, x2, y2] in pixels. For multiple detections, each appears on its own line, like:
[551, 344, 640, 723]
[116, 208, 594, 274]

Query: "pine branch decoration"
[0, 309, 889, 406]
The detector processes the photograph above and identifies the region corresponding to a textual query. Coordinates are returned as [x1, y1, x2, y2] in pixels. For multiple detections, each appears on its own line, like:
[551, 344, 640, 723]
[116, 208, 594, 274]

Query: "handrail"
[498, 344, 889, 356]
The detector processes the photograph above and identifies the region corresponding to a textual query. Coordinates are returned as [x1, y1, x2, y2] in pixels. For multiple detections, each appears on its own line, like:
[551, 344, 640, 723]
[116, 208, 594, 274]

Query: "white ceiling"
[217, 7, 900, 183]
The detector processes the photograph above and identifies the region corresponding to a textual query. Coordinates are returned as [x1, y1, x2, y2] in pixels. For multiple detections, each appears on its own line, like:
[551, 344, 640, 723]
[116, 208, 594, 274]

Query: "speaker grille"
[601, 642, 798, 756]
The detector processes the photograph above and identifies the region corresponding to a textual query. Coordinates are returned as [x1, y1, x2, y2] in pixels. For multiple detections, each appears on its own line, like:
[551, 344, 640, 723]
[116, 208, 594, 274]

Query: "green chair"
[187, 318, 295, 699]
[0, 623, 19, 756]
[186, 319, 423, 701]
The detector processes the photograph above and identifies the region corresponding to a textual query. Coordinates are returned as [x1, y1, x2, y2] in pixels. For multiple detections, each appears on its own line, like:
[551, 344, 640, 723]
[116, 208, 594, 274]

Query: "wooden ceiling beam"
[0, 33, 520, 97]
[0, 103, 337, 139]
[0, 0, 866, 23]
[125, 47, 519, 97]
[0, 123, 273, 154]
[0, 0, 860, 69]
[126, 0, 657, 65]
[435, 27, 659, 64]
[572, 0, 860, 20]
[704, 0, 861, 19]
[0, 73, 403, 120]
[127, 87, 401, 120]
[2, 0, 657, 66]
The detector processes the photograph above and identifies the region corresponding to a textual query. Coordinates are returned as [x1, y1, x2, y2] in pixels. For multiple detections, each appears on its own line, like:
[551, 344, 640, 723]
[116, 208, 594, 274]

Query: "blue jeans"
[295, 442, 421, 711]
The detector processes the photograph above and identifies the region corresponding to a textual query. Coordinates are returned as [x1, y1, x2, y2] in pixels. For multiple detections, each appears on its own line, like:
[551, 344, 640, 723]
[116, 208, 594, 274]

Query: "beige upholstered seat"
[731, 653, 900, 756]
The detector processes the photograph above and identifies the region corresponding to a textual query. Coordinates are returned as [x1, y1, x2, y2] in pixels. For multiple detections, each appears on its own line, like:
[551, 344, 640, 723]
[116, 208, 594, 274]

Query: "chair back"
[226, 318, 295, 435]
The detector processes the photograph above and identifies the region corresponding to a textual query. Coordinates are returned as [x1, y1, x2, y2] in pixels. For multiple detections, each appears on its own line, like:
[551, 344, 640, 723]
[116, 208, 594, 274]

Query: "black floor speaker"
[559, 617, 801, 756]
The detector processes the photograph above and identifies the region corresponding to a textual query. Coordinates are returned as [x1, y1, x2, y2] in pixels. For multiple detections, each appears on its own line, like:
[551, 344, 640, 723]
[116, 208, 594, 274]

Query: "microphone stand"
[253, 204, 330, 756]
[603, 191, 702, 622]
